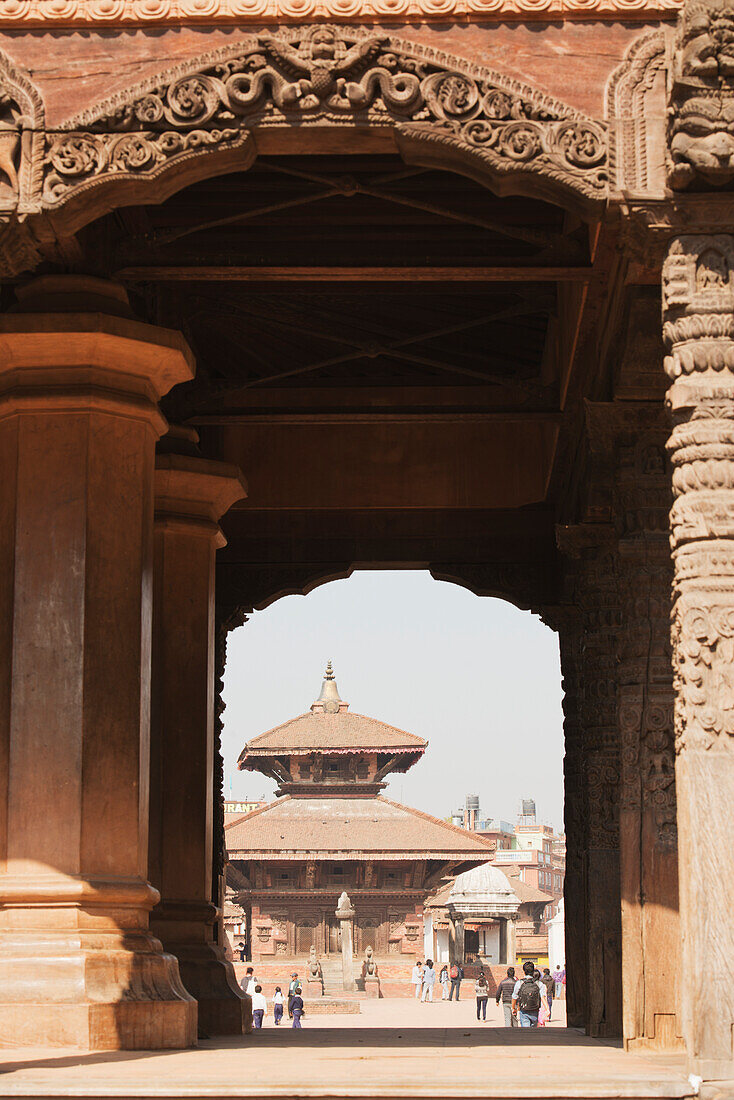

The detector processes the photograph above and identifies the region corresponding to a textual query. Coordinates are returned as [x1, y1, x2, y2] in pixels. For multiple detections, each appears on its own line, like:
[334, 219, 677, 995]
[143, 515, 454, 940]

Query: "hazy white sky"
[221, 570, 564, 830]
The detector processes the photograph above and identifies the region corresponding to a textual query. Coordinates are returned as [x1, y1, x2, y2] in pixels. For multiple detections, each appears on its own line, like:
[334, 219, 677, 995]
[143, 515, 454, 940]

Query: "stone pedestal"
[0, 276, 197, 1050]
[336, 894, 355, 993]
[149, 439, 249, 1036]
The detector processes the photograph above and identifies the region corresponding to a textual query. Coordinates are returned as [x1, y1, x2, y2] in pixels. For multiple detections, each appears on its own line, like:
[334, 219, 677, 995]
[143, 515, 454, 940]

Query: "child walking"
[251, 984, 267, 1029]
[273, 986, 284, 1026]
[291, 986, 305, 1028]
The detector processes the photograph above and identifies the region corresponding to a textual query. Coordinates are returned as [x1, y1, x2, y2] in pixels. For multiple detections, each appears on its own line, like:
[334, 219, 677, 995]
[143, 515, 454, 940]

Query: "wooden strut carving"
[668, 0, 734, 191]
[42, 28, 609, 210]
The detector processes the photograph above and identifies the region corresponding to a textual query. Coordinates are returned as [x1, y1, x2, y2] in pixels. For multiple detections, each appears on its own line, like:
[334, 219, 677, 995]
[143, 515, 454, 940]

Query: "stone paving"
[0, 997, 692, 1100]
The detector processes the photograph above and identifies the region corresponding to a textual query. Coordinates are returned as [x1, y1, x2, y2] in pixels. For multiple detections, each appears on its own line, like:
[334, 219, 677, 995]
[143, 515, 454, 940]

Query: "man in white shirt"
[411, 961, 424, 998]
[251, 984, 267, 1029]
[511, 960, 547, 1027]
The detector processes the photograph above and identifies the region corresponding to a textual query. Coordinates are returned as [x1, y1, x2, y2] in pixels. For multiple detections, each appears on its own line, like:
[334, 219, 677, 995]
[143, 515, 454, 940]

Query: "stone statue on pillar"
[335, 891, 356, 992]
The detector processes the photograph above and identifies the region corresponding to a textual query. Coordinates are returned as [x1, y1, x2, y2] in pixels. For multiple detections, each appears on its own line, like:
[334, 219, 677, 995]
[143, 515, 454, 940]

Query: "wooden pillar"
[663, 233, 734, 1082]
[609, 409, 681, 1052]
[551, 607, 588, 1029]
[0, 276, 197, 1050]
[148, 434, 250, 1036]
[557, 533, 623, 1039]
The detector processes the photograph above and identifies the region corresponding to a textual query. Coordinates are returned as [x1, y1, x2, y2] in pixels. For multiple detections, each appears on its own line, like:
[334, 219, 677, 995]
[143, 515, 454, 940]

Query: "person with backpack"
[511, 960, 547, 1027]
[495, 966, 517, 1027]
[448, 960, 463, 1001]
[474, 970, 489, 1021]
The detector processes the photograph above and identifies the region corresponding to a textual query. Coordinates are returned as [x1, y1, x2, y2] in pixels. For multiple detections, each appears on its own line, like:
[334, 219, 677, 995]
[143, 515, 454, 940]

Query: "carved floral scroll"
[42, 28, 609, 211]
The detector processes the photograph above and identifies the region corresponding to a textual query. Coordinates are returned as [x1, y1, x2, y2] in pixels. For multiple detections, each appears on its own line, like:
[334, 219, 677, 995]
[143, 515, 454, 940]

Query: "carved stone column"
[336, 893, 356, 993]
[0, 276, 197, 1050]
[663, 233, 734, 1081]
[148, 434, 250, 1036]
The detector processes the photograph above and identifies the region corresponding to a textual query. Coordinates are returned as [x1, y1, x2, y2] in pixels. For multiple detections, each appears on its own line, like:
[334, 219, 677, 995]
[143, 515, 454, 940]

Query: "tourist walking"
[411, 960, 424, 999]
[511, 960, 547, 1028]
[237, 941, 246, 963]
[241, 967, 256, 996]
[251, 984, 267, 1029]
[273, 986, 284, 1026]
[495, 966, 517, 1027]
[291, 986, 305, 1028]
[540, 968, 554, 1020]
[554, 964, 565, 1000]
[421, 959, 436, 1002]
[439, 964, 449, 999]
[475, 971, 489, 1021]
[288, 973, 299, 1018]
[448, 961, 464, 1001]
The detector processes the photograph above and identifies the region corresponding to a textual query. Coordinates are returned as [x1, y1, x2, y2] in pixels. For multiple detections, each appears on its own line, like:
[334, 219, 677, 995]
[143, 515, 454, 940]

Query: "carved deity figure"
[336, 890, 352, 914]
[669, 0, 734, 190]
[259, 28, 388, 108]
[0, 91, 22, 195]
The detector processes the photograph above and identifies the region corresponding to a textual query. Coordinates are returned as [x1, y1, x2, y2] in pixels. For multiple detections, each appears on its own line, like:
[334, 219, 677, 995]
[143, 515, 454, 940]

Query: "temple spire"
[314, 660, 345, 713]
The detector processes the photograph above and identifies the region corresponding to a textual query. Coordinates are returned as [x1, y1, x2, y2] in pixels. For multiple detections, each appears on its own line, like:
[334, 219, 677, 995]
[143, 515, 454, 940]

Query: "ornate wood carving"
[0, 0, 686, 29]
[669, 0, 734, 192]
[664, 234, 734, 751]
[43, 29, 608, 213]
[605, 30, 667, 197]
[662, 231, 734, 1077]
[0, 52, 44, 213]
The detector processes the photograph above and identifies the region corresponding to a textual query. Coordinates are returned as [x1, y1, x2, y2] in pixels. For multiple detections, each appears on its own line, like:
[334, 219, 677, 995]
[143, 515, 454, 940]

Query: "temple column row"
[0, 276, 248, 1049]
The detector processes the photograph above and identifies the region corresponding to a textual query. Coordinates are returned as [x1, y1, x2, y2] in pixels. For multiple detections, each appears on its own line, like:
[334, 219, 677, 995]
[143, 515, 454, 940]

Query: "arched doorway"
[220, 570, 565, 988]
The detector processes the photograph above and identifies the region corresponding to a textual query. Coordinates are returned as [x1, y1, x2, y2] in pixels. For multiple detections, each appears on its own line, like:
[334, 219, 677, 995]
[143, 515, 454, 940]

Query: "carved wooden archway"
[0, 27, 612, 274]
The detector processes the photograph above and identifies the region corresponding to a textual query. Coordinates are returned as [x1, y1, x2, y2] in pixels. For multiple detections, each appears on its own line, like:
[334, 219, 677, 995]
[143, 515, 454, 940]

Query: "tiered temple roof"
[232, 663, 494, 866]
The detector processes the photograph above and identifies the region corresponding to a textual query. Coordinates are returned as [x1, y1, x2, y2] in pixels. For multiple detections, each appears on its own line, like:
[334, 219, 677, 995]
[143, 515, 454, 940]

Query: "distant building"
[447, 793, 566, 959]
[224, 663, 494, 962]
[424, 864, 552, 968]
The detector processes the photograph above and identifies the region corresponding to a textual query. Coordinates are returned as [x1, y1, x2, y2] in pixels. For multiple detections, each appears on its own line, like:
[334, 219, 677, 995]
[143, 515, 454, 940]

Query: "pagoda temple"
[225, 663, 495, 964]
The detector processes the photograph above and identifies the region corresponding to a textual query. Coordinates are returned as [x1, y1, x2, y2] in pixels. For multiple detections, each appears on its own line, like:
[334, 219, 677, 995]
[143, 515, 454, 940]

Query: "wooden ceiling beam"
[116, 265, 591, 283]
